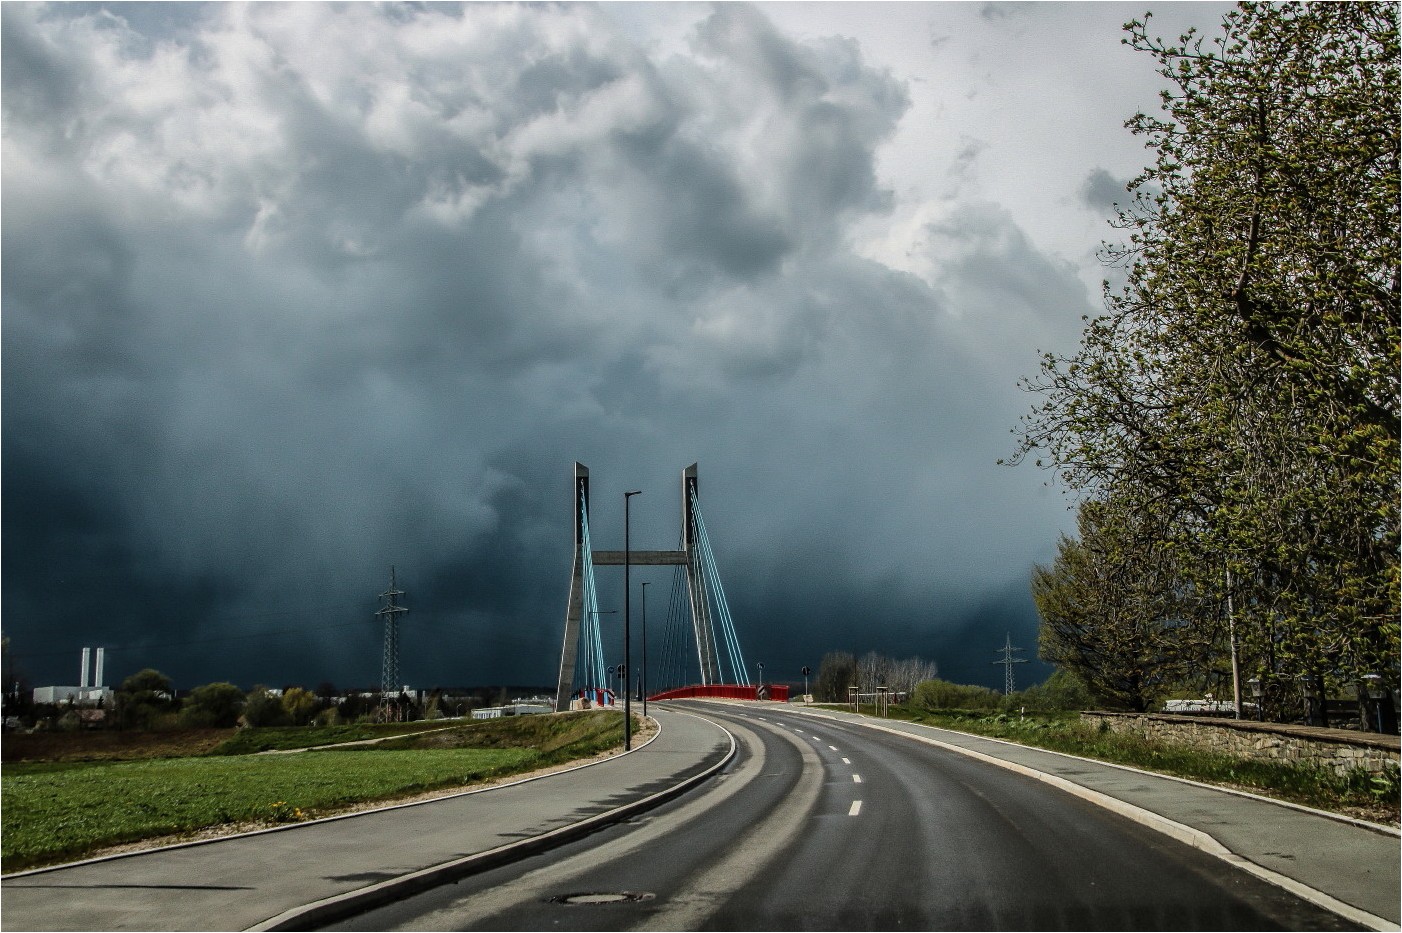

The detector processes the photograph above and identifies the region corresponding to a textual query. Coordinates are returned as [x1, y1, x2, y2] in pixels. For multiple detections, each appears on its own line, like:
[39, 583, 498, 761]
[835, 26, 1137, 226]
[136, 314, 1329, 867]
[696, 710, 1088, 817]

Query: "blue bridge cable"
[661, 561, 688, 690]
[584, 506, 605, 691]
[664, 552, 693, 690]
[688, 539, 726, 684]
[577, 493, 607, 698]
[690, 491, 730, 680]
[690, 505, 729, 684]
[690, 489, 750, 686]
[689, 541, 723, 681]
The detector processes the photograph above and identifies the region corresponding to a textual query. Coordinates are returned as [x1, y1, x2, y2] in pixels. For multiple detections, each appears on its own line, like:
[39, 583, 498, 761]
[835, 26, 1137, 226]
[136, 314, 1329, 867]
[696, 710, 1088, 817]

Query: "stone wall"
[1080, 711, 1400, 777]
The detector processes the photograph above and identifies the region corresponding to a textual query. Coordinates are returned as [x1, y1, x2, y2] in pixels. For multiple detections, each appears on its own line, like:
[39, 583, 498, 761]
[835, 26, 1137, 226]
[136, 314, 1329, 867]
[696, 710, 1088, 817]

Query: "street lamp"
[1246, 677, 1264, 722]
[1358, 674, 1396, 734]
[801, 666, 812, 704]
[642, 578, 650, 715]
[624, 489, 642, 751]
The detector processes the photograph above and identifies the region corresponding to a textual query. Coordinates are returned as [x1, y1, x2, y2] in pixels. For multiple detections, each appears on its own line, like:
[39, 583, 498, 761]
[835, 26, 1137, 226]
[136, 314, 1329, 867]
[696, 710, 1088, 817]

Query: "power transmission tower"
[376, 566, 409, 719]
[992, 632, 1028, 696]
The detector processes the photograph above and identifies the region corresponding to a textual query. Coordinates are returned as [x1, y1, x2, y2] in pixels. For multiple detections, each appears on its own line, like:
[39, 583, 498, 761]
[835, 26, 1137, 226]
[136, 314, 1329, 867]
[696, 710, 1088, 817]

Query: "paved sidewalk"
[788, 704, 1401, 928]
[2, 708, 731, 932]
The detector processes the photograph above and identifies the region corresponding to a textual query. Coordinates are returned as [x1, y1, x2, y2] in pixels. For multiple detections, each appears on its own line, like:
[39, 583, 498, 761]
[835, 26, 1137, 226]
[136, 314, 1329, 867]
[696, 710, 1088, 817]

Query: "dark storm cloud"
[1079, 166, 1129, 211]
[3, 2, 1087, 693]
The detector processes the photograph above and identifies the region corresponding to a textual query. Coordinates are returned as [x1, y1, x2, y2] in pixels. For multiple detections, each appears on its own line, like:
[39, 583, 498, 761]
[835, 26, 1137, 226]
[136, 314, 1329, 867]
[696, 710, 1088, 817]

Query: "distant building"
[32, 686, 80, 705]
[32, 686, 112, 706]
[471, 702, 552, 720]
[34, 647, 113, 706]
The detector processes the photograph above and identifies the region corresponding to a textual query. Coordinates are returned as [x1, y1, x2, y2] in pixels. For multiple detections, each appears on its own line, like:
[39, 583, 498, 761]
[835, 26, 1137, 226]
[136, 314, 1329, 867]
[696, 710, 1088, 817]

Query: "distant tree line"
[812, 651, 1093, 714]
[911, 670, 1093, 714]
[813, 651, 937, 703]
[15, 668, 525, 732]
[1008, 4, 1398, 721]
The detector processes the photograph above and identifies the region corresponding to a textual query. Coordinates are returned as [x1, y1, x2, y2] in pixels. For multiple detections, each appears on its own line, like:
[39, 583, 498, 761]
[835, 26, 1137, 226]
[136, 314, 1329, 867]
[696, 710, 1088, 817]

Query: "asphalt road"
[331, 703, 1355, 931]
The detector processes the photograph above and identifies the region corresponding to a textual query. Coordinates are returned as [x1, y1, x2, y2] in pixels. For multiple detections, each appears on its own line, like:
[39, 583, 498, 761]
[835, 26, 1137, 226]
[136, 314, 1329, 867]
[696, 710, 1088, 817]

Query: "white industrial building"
[32, 647, 112, 706]
[471, 702, 553, 720]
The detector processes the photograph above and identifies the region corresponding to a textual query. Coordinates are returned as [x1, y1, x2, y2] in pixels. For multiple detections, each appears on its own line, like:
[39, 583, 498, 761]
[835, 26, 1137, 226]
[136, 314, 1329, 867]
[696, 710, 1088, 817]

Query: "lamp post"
[1226, 567, 1242, 719]
[642, 578, 650, 715]
[801, 666, 812, 704]
[624, 489, 642, 751]
[1246, 677, 1264, 722]
[1359, 674, 1396, 734]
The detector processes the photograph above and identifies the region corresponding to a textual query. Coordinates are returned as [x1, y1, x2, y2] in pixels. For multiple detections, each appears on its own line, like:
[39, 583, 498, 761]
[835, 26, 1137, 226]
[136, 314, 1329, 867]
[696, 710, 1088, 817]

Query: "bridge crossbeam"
[591, 550, 688, 566]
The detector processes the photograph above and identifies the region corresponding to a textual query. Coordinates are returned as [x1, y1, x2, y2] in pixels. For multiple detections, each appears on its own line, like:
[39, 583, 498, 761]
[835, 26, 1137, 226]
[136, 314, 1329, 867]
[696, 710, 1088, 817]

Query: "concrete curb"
[246, 713, 738, 932]
[929, 715, 1399, 837]
[3, 714, 664, 881]
[798, 709, 1396, 932]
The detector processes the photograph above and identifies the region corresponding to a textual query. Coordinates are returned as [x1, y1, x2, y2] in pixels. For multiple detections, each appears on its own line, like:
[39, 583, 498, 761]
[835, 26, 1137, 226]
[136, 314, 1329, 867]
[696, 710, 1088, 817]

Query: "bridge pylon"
[554, 462, 736, 712]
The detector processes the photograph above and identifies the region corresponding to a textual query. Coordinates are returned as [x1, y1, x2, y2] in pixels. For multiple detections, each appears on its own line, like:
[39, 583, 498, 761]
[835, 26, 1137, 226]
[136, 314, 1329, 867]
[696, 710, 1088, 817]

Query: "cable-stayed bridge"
[555, 463, 771, 712]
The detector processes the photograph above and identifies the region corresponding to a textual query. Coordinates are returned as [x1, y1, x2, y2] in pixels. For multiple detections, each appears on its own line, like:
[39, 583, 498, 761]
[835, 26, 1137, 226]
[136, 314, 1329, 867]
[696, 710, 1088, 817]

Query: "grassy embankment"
[883, 705, 1400, 825]
[2, 710, 625, 872]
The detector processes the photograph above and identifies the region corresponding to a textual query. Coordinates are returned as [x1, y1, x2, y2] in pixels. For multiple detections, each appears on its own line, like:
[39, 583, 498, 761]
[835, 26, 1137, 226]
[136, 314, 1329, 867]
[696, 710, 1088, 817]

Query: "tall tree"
[1033, 496, 1215, 711]
[1014, 3, 1399, 701]
[814, 651, 857, 702]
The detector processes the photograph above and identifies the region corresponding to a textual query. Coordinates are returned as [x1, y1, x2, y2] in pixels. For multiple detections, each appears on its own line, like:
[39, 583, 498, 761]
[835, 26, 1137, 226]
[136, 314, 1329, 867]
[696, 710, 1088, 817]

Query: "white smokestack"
[94, 648, 105, 688]
[80, 647, 91, 689]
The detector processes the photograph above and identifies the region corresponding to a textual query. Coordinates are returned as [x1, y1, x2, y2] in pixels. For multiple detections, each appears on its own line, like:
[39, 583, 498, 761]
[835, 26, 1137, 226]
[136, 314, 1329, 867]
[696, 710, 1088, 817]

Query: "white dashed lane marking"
[841, 757, 850, 765]
[849, 800, 863, 816]
[853, 774, 862, 783]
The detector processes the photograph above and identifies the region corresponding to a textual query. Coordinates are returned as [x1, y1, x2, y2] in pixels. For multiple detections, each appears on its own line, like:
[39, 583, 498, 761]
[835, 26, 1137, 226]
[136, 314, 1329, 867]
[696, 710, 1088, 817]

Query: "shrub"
[180, 683, 246, 729]
[243, 688, 289, 728]
[280, 687, 318, 727]
[913, 678, 1002, 711]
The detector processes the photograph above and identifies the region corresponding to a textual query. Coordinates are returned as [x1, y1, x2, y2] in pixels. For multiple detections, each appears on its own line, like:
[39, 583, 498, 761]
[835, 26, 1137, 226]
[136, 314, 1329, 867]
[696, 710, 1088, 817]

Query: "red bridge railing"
[648, 683, 790, 702]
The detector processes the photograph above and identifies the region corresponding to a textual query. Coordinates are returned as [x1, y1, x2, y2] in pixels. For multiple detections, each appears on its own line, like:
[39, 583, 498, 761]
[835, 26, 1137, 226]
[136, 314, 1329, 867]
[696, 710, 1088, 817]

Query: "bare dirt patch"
[2, 728, 236, 763]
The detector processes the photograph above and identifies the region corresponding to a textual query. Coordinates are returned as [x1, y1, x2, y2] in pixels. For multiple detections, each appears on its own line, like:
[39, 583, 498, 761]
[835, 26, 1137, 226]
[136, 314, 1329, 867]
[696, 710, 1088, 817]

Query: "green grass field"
[887, 706, 1400, 823]
[2, 710, 625, 872]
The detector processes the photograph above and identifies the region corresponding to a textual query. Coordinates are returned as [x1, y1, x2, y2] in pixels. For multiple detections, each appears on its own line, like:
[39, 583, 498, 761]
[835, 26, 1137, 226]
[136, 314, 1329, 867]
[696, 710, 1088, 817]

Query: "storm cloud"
[3, 3, 1225, 692]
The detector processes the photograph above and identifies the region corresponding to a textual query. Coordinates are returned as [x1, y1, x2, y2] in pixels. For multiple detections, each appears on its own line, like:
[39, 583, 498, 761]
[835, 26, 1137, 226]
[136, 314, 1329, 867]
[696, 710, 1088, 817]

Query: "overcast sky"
[3, 2, 1233, 694]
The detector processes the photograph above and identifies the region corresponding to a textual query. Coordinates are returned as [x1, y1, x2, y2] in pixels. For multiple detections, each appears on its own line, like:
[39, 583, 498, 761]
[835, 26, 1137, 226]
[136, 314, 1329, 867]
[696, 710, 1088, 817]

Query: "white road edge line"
[848, 800, 862, 816]
[796, 711, 1396, 933]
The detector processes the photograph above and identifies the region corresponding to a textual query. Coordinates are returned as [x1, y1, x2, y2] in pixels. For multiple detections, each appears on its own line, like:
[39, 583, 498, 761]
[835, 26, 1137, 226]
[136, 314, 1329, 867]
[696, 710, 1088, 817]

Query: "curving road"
[332, 702, 1353, 931]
